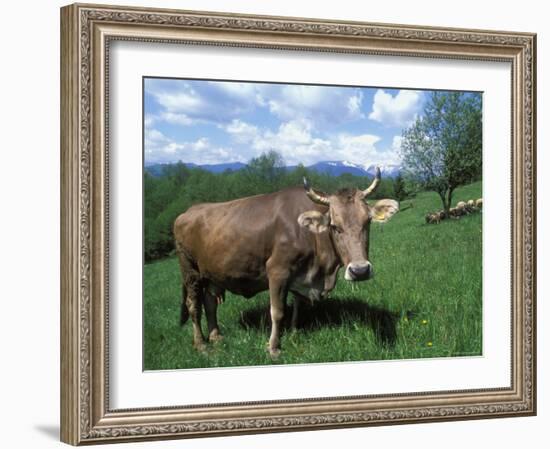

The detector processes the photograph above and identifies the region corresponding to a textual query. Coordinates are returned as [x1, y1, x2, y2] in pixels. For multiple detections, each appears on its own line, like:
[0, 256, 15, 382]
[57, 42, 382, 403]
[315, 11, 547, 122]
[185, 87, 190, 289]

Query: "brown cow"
[174, 168, 398, 357]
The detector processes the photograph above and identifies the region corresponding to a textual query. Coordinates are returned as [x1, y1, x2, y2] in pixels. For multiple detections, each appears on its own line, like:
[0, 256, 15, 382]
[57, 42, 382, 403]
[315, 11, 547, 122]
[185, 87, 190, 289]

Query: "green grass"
[143, 182, 482, 370]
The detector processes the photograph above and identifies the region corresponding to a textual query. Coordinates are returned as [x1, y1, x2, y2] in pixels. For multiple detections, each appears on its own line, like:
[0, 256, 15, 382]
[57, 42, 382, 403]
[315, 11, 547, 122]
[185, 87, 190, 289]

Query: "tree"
[400, 92, 482, 215]
[392, 173, 407, 202]
[243, 150, 286, 193]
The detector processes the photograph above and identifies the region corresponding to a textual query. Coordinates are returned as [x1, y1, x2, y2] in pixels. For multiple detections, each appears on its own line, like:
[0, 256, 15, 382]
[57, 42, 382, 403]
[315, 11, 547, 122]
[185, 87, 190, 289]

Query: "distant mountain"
[307, 161, 367, 177]
[145, 160, 402, 178]
[191, 162, 247, 173]
[364, 163, 402, 178]
[144, 163, 171, 177]
[145, 162, 246, 177]
[306, 161, 402, 178]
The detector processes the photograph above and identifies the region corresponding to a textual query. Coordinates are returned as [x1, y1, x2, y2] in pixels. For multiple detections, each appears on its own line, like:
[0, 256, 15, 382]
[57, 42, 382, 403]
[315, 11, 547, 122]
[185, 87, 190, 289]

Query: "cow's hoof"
[209, 331, 224, 343]
[268, 348, 281, 360]
[194, 341, 208, 352]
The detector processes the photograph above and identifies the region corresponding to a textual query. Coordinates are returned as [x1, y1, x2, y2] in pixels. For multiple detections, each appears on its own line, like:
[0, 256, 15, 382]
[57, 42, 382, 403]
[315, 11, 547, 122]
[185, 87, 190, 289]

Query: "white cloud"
[338, 133, 381, 148]
[145, 80, 267, 126]
[154, 89, 204, 112]
[248, 119, 330, 165]
[158, 112, 195, 126]
[146, 80, 367, 133]
[144, 128, 240, 165]
[144, 80, 406, 167]
[144, 128, 169, 149]
[268, 85, 365, 125]
[146, 118, 403, 168]
[369, 89, 422, 127]
[149, 141, 236, 165]
[221, 119, 260, 144]
[210, 81, 268, 107]
[335, 133, 400, 166]
[219, 118, 401, 167]
[347, 94, 363, 118]
[276, 119, 314, 145]
[144, 114, 156, 128]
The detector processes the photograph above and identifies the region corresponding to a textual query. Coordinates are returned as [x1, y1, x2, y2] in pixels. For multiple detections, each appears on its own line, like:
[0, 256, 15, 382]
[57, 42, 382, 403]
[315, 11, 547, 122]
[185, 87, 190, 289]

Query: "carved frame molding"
[60, 3, 536, 445]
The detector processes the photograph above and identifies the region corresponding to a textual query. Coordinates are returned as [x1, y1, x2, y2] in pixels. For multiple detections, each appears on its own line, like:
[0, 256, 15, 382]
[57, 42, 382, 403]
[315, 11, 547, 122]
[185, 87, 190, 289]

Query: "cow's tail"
[180, 285, 190, 326]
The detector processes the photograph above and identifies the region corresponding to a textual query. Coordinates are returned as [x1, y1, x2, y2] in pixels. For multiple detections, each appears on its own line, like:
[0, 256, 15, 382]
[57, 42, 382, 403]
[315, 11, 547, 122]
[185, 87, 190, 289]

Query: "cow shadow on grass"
[239, 297, 400, 347]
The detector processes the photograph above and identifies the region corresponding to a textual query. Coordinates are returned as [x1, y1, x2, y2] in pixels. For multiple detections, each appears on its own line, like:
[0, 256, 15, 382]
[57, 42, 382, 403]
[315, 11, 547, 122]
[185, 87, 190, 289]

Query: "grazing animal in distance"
[425, 213, 441, 224]
[456, 201, 467, 213]
[173, 168, 399, 357]
[449, 207, 466, 218]
[464, 200, 475, 214]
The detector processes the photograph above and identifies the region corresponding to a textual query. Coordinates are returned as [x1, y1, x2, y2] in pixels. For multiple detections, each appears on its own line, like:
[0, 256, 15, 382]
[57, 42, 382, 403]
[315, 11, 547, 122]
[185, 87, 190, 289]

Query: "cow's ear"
[298, 210, 329, 234]
[370, 199, 399, 223]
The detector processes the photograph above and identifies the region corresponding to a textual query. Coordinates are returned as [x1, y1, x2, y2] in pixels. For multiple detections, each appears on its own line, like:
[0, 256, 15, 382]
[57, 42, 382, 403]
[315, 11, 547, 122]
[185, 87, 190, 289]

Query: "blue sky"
[143, 78, 428, 167]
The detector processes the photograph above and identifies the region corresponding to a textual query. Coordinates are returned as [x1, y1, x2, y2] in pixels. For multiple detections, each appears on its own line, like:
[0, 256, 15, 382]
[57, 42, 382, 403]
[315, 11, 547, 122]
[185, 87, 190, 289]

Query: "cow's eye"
[330, 224, 343, 234]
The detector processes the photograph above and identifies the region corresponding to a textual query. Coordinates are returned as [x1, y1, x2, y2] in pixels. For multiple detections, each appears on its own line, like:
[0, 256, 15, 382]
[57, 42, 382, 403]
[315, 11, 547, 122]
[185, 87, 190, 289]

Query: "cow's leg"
[267, 264, 289, 358]
[290, 294, 305, 331]
[204, 291, 223, 342]
[180, 284, 190, 325]
[186, 283, 207, 351]
[177, 249, 206, 351]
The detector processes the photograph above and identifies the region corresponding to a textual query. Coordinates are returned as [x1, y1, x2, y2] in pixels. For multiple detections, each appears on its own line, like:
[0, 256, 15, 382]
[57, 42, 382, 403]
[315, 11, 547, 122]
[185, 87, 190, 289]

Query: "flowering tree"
[400, 92, 482, 215]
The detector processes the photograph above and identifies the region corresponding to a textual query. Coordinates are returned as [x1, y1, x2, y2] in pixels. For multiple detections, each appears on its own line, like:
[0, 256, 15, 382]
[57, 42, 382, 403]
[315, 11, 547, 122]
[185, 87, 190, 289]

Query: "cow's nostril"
[348, 262, 373, 280]
[351, 264, 368, 275]
[364, 264, 372, 277]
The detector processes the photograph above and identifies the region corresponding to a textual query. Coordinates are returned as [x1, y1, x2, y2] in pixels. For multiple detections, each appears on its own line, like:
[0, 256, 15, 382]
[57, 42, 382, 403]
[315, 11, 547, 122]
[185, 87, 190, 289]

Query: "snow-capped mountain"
[364, 163, 402, 178]
[306, 161, 367, 177]
[310, 161, 402, 178]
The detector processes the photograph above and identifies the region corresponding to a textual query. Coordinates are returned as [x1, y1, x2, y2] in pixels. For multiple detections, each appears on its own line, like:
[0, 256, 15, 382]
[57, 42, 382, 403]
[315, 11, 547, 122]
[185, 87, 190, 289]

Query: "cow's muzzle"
[344, 261, 373, 281]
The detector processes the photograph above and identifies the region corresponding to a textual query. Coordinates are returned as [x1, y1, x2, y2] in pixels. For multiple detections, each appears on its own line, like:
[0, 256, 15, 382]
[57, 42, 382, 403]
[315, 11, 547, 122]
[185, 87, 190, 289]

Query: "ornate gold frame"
[60, 3, 536, 445]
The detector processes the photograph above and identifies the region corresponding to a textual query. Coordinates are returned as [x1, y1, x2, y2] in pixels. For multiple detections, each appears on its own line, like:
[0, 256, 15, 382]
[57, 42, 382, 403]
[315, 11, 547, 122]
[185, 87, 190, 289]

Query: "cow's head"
[298, 168, 398, 282]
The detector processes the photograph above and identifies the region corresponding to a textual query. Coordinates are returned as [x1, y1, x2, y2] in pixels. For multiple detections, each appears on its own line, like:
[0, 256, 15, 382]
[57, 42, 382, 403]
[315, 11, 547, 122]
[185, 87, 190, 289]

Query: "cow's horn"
[362, 166, 381, 198]
[303, 177, 330, 205]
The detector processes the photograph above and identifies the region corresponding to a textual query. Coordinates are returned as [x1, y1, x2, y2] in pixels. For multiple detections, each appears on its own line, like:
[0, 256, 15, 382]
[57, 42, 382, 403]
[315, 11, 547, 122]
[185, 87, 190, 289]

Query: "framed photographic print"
[60, 3, 537, 445]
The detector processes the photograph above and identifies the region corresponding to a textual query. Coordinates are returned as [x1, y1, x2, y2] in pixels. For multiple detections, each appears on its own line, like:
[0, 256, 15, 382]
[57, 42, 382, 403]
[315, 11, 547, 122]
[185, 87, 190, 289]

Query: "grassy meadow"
[143, 181, 482, 370]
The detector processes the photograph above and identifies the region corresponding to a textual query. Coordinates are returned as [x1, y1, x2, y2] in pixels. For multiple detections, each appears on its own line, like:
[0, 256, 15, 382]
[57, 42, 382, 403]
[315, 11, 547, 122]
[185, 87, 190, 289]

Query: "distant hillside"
[145, 160, 402, 178]
[307, 161, 367, 177]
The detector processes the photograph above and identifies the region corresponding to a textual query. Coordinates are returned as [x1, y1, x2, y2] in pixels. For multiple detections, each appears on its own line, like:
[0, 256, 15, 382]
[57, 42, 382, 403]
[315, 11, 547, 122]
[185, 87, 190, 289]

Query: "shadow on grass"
[239, 297, 400, 346]
[399, 204, 414, 213]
